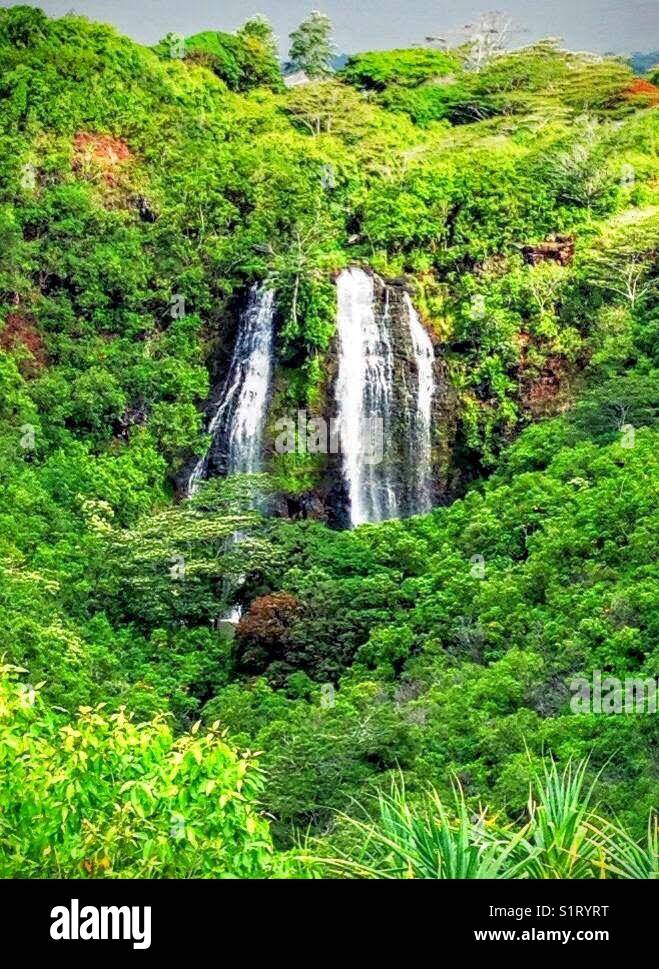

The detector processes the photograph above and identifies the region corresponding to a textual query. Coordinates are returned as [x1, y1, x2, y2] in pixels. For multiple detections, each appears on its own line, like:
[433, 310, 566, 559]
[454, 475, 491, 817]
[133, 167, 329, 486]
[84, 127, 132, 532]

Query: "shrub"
[0, 668, 279, 878]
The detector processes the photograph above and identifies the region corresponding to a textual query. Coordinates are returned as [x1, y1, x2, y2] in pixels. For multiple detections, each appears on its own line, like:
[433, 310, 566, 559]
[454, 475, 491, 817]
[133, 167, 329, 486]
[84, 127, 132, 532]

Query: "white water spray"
[335, 268, 435, 525]
[405, 292, 435, 515]
[187, 285, 275, 624]
[336, 268, 397, 525]
[187, 286, 275, 495]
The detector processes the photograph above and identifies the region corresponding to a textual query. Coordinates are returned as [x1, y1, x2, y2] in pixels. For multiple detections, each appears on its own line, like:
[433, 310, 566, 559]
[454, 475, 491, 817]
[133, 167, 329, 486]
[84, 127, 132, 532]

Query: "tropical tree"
[288, 10, 335, 79]
[584, 213, 659, 309]
[545, 119, 617, 211]
[236, 15, 283, 90]
[463, 11, 518, 72]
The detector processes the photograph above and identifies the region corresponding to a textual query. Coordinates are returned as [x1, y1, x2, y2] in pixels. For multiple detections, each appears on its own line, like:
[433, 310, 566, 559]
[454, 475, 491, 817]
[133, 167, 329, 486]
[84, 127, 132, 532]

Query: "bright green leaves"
[0, 669, 280, 878]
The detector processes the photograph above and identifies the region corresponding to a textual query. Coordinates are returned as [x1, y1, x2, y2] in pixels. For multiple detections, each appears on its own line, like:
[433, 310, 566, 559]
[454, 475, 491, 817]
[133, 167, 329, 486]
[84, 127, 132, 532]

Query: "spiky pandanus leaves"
[303, 779, 536, 879]
[301, 759, 657, 879]
[524, 759, 606, 879]
[592, 812, 658, 880]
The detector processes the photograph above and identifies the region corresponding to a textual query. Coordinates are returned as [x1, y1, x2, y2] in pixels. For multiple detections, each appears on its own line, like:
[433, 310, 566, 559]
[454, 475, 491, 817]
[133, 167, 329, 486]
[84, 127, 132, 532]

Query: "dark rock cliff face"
[522, 234, 575, 266]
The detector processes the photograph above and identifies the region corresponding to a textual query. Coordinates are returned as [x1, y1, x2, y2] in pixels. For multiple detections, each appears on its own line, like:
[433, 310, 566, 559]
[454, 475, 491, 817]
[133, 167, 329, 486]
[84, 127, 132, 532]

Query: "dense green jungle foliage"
[0, 6, 657, 877]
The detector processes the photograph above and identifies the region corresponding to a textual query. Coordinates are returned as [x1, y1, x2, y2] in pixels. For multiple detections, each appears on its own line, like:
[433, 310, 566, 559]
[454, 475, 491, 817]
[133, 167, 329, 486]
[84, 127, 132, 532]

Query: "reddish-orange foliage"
[237, 592, 301, 643]
[624, 79, 659, 105]
[235, 593, 302, 674]
[72, 132, 132, 185]
[0, 312, 46, 374]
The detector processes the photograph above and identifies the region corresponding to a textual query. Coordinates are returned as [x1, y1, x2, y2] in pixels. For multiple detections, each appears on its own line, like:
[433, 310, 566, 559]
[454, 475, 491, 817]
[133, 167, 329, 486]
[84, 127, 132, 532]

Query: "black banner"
[0, 877, 654, 956]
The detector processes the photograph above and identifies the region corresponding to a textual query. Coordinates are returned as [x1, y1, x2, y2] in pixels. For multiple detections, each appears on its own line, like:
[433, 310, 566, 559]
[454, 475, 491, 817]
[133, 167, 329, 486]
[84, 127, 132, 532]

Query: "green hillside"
[0, 5, 657, 878]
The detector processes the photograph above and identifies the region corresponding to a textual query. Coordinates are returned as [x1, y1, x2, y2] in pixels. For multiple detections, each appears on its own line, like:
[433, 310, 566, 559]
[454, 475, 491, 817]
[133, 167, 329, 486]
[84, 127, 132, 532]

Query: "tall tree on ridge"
[288, 10, 335, 79]
[238, 14, 278, 59]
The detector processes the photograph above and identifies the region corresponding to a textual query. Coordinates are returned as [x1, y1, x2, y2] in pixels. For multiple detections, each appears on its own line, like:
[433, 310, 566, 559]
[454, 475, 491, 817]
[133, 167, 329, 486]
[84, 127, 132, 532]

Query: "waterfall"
[336, 268, 397, 526]
[335, 268, 435, 526]
[187, 285, 275, 624]
[405, 292, 435, 515]
[187, 286, 275, 495]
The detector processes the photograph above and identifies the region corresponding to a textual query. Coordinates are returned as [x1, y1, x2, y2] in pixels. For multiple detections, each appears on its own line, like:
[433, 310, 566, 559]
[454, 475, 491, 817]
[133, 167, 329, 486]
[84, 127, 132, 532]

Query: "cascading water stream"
[187, 286, 275, 496]
[335, 268, 397, 526]
[187, 285, 275, 622]
[335, 268, 435, 526]
[405, 292, 435, 515]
